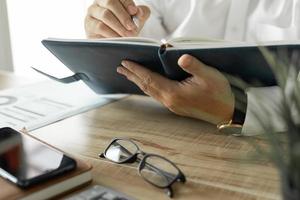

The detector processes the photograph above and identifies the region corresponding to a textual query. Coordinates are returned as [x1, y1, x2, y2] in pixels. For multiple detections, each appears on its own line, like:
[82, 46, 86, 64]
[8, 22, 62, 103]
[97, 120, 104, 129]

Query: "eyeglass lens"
[140, 155, 179, 187]
[105, 139, 181, 189]
[105, 139, 138, 162]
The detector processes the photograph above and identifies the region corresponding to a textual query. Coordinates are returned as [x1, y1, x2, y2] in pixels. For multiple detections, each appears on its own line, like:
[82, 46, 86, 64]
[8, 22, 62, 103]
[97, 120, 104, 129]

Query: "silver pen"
[132, 16, 139, 28]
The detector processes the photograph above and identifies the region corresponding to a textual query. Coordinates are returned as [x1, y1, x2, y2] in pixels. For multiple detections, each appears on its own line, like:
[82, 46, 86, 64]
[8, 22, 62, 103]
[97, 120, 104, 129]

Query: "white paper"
[0, 81, 125, 131]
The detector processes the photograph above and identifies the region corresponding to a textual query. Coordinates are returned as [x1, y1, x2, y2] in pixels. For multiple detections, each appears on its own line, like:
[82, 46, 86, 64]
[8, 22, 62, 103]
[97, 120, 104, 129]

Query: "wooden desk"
[0, 72, 281, 200]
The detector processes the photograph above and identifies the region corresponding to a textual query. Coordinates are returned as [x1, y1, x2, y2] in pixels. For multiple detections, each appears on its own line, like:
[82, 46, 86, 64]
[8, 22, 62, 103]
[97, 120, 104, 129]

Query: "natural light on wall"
[7, 0, 93, 80]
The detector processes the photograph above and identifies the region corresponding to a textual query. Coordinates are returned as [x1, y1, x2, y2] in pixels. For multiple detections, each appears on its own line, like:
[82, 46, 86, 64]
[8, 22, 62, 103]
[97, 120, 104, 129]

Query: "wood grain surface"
[0, 72, 281, 200]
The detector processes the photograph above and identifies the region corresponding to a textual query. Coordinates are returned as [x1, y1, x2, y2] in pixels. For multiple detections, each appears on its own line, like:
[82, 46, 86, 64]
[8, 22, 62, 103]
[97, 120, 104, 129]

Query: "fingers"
[85, 0, 150, 38]
[120, 0, 138, 15]
[177, 54, 206, 76]
[88, 5, 130, 37]
[85, 16, 120, 38]
[178, 54, 221, 80]
[117, 66, 163, 100]
[96, 0, 137, 31]
[135, 6, 151, 31]
[121, 60, 173, 90]
[117, 60, 174, 99]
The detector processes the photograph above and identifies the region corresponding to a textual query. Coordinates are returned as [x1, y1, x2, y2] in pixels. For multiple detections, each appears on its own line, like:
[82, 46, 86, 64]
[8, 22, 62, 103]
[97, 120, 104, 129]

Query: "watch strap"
[231, 85, 247, 124]
[217, 85, 247, 135]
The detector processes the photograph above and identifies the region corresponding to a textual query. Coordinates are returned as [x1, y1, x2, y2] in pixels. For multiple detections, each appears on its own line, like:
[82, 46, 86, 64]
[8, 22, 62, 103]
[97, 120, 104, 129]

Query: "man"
[85, 0, 299, 135]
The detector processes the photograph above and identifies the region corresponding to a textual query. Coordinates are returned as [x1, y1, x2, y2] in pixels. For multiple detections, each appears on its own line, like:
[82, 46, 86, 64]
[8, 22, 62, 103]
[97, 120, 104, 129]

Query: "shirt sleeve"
[134, 0, 168, 39]
[241, 86, 287, 136]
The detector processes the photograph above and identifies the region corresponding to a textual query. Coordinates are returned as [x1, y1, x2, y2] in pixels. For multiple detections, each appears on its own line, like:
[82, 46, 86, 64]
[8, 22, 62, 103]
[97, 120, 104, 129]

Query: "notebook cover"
[0, 132, 92, 200]
[42, 39, 300, 94]
[42, 40, 162, 94]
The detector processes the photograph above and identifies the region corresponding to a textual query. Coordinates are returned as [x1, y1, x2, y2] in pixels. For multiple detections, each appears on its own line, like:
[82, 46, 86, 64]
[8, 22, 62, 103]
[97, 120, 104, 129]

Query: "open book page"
[45, 37, 234, 47]
[109, 37, 229, 45]
[164, 37, 244, 48]
[45, 37, 300, 50]
[167, 38, 300, 50]
[102, 37, 161, 44]
[167, 37, 229, 44]
[0, 81, 125, 131]
[46, 37, 162, 46]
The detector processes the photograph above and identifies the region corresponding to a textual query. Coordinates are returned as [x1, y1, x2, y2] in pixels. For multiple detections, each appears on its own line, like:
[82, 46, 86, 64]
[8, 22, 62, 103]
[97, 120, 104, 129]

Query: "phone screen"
[0, 127, 76, 187]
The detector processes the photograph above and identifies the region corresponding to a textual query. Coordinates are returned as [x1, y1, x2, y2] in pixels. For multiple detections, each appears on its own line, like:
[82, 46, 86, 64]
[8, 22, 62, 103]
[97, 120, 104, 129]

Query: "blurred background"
[0, 0, 93, 80]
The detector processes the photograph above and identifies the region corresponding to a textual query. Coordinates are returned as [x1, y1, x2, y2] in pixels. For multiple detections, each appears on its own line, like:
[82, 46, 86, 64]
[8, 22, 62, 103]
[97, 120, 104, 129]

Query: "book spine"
[158, 45, 190, 81]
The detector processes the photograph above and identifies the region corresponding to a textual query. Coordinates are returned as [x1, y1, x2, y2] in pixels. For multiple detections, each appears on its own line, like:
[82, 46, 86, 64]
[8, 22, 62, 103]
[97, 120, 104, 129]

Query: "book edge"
[44, 37, 300, 49]
[44, 37, 161, 47]
[168, 40, 300, 50]
[21, 171, 92, 200]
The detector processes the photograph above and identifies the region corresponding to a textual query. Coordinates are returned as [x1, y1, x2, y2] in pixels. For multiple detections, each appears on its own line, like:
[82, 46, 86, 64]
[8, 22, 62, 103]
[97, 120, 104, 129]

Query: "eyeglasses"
[99, 138, 186, 198]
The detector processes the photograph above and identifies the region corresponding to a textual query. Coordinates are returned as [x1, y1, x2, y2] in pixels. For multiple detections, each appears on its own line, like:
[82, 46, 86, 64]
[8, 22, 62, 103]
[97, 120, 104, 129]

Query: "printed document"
[0, 81, 124, 131]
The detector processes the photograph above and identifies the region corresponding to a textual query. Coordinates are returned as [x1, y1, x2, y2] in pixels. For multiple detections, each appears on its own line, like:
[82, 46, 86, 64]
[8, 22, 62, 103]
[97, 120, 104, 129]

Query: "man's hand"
[117, 54, 235, 124]
[85, 0, 150, 39]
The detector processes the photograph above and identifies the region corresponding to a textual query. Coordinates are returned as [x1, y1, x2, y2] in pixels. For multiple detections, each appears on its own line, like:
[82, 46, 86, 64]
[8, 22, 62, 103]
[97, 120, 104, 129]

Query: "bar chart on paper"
[0, 81, 124, 131]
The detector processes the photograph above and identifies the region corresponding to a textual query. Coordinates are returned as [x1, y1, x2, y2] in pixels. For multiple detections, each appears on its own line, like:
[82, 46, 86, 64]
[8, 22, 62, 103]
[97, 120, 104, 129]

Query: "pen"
[132, 16, 139, 28]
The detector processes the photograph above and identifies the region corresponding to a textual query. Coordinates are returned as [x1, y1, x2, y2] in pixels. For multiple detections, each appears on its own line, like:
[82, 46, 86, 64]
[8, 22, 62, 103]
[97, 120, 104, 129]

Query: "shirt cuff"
[241, 86, 286, 136]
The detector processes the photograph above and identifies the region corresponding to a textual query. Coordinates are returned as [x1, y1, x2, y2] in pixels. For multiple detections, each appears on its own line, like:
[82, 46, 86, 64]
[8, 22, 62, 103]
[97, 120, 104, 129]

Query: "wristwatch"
[217, 88, 247, 136]
[217, 108, 245, 136]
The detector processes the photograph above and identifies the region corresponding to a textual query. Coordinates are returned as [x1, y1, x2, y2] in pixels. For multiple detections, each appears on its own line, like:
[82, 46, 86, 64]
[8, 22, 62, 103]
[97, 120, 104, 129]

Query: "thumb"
[178, 54, 207, 76]
[135, 6, 151, 31]
[178, 54, 225, 81]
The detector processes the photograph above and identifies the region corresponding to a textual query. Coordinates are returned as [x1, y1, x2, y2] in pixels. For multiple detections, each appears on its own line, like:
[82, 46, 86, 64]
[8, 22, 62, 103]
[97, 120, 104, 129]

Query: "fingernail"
[125, 30, 135, 37]
[185, 55, 193, 65]
[121, 60, 128, 66]
[128, 5, 138, 15]
[126, 20, 136, 30]
[117, 67, 123, 73]
[180, 54, 192, 67]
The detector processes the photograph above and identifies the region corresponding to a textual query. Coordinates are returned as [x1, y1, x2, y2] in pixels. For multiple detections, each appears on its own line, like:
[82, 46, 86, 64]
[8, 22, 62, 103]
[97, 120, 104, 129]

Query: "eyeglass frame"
[99, 138, 186, 198]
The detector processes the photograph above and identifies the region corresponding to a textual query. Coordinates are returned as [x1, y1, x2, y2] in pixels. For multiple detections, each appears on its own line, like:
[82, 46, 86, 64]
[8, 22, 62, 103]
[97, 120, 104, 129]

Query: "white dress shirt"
[135, 0, 300, 135]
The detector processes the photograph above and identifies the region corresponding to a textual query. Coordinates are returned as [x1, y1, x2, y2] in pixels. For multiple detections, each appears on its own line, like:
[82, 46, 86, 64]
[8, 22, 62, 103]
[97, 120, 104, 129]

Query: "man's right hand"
[85, 0, 150, 39]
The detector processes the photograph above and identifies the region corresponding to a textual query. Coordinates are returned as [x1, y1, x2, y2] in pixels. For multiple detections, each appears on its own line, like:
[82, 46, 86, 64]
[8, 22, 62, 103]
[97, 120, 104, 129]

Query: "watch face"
[217, 124, 243, 136]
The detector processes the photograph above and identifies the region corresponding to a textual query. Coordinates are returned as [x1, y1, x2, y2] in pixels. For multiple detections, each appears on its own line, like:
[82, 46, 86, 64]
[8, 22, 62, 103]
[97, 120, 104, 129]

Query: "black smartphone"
[0, 127, 76, 188]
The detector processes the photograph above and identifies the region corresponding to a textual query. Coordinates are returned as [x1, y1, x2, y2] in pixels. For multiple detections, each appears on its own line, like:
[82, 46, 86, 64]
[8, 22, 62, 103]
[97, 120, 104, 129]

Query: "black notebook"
[38, 37, 300, 94]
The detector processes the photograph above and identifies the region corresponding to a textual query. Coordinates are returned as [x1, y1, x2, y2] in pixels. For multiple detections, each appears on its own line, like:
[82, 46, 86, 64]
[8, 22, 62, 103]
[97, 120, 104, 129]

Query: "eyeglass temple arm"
[166, 187, 173, 198]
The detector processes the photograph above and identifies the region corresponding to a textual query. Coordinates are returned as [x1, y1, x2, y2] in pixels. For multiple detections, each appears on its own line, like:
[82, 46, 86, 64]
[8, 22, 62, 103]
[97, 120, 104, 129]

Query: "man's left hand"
[117, 54, 235, 125]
